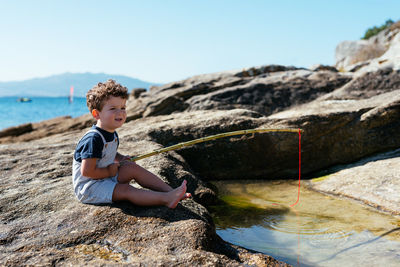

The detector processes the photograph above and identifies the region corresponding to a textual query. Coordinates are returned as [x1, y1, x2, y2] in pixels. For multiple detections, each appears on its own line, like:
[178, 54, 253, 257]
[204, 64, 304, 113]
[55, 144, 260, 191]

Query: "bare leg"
[118, 162, 172, 191]
[112, 180, 187, 209]
[118, 162, 191, 199]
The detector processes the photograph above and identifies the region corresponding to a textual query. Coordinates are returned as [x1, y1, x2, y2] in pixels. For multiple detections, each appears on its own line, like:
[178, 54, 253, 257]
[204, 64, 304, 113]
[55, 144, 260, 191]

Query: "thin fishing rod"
[130, 128, 302, 162]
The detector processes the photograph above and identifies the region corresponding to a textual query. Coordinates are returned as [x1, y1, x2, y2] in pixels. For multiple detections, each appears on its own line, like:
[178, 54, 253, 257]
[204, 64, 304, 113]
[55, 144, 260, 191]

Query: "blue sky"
[1, 0, 399, 84]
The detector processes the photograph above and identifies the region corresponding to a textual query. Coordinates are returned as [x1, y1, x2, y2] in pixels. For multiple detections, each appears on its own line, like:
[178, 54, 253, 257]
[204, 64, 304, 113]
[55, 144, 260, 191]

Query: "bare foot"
[166, 180, 187, 209]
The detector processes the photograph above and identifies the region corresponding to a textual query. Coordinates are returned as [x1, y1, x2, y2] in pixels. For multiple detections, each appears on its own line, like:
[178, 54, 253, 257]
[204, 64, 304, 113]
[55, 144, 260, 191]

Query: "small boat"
[17, 97, 32, 102]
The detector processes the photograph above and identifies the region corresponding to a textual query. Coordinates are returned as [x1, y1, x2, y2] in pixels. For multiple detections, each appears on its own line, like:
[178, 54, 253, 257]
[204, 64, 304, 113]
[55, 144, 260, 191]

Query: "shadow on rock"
[109, 200, 213, 224]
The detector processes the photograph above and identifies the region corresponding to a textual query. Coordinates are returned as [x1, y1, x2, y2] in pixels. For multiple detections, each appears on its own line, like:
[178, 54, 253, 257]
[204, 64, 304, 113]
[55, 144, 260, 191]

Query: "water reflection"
[210, 180, 400, 267]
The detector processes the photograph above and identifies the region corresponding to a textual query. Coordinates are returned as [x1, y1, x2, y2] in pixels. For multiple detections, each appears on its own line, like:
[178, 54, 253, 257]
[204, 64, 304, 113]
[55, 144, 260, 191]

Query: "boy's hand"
[120, 155, 131, 162]
[116, 153, 132, 163]
[118, 154, 136, 166]
[107, 163, 120, 177]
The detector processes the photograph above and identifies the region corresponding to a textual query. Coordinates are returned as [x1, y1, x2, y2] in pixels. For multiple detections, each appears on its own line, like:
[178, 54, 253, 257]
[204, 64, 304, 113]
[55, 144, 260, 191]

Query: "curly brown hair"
[86, 79, 129, 112]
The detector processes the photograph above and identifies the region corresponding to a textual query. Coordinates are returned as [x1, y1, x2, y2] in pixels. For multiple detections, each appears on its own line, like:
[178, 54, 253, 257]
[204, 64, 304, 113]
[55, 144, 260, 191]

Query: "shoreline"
[0, 96, 88, 133]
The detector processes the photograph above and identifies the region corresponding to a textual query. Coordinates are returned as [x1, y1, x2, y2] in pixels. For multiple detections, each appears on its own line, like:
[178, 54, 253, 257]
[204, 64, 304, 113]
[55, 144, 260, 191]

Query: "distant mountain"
[0, 72, 159, 97]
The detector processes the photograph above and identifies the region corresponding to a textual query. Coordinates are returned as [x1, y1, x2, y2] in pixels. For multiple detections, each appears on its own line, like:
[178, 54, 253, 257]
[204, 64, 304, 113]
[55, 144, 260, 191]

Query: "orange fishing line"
[271, 128, 301, 207]
[290, 128, 301, 207]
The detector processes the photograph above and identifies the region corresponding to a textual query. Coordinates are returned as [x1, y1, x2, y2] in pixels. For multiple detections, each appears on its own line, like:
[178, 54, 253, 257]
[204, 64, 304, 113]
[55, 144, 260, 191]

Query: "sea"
[0, 97, 89, 131]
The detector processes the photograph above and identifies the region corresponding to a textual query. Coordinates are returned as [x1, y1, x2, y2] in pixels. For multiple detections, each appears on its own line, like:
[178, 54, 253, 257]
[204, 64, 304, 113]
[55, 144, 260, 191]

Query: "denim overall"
[72, 129, 119, 204]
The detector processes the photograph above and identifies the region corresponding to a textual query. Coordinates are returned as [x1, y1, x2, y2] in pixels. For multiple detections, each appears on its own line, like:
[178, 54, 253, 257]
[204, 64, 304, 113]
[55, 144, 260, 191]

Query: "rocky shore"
[0, 110, 296, 266]
[1, 23, 400, 266]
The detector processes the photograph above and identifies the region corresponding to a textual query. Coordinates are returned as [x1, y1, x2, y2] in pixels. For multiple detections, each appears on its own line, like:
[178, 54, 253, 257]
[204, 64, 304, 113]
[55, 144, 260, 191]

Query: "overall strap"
[79, 129, 107, 145]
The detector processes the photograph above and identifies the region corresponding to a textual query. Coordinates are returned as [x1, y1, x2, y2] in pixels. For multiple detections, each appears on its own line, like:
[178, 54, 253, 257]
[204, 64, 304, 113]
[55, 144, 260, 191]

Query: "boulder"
[335, 20, 400, 73]
[127, 81, 400, 180]
[355, 30, 400, 74]
[184, 70, 350, 115]
[269, 89, 400, 175]
[335, 39, 376, 69]
[127, 66, 350, 118]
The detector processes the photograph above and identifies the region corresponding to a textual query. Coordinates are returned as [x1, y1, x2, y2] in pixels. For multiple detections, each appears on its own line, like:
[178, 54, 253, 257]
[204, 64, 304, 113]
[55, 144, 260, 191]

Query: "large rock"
[269, 89, 400, 175]
[129, 82, 400, 181]
[128, 66, 350, 118]
[335, 39, 379, 69]
[0, 126, 289, 266]
[308, 149, 400, 215]
[133, 109, 300, 181]
[335, 20, 400, 73]
[356, 29, 400, 74]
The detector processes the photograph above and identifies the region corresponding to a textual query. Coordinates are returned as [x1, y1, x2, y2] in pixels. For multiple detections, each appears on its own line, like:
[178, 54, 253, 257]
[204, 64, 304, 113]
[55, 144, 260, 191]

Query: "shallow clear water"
[0, 97, 88, 130]
[210, 180, 400, 267]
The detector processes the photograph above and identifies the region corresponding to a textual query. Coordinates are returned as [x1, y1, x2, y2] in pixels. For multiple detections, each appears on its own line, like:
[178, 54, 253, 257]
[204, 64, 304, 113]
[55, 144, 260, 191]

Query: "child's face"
[93, 96, 127, 132]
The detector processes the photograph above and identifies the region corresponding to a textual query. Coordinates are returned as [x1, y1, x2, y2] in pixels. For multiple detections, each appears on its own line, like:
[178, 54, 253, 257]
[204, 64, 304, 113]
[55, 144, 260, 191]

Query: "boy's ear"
[91, 109, 100, 119]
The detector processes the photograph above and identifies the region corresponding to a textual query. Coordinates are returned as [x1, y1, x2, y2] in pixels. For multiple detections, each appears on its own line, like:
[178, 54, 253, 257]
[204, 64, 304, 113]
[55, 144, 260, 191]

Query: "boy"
[72, 79, 190, 208]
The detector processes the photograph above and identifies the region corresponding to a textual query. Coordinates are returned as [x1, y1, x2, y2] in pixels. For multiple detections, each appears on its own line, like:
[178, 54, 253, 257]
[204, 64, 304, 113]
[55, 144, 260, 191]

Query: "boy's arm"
[81, 158, 119, 179]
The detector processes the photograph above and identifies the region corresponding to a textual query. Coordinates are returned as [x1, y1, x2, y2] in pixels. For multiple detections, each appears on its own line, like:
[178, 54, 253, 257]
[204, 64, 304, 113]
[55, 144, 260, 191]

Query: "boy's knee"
[113, 183, 132, 200]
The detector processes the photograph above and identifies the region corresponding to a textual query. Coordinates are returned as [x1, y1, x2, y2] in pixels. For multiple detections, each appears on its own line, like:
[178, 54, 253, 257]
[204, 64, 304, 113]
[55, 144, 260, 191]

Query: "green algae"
[210, 180, 400, 267]
[311, 174, 331, 182]
[209, 194, 289, 229]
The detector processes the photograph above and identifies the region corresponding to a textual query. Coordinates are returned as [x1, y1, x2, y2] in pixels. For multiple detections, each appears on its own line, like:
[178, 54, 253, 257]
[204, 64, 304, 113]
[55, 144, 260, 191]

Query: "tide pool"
[210, 180, 400, 267]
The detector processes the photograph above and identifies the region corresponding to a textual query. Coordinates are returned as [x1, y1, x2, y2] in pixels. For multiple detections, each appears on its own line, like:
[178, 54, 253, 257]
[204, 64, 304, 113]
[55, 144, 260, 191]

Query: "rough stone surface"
[335, 20, 400, 73]
[0, 127, 289, 266]
[321, 68, 400, 99]
[0, 123, 33, 138]
[308, 149, 400, 215]
[131, 67, 351, 118]
[335, 39, 376, 69]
